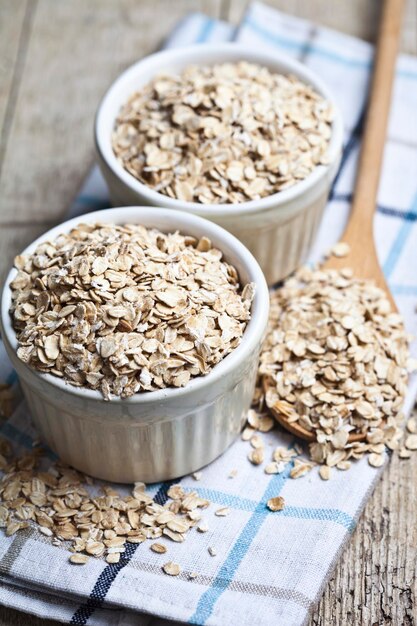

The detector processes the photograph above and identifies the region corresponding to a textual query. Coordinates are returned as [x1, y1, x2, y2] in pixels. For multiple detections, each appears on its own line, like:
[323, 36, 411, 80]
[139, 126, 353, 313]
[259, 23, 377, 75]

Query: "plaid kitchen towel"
[0, 3, 417, 625]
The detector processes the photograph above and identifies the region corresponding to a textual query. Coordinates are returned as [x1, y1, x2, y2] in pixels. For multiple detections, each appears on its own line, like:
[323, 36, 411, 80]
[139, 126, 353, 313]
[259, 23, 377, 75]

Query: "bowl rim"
[0, 206, 270, 405]
[95, 42, 344, 217]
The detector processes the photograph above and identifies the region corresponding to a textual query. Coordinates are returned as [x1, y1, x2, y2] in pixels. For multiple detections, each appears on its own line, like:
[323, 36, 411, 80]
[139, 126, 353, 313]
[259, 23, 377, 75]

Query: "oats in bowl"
[112, 61, 333, 205]
[10, 222, 254, 400]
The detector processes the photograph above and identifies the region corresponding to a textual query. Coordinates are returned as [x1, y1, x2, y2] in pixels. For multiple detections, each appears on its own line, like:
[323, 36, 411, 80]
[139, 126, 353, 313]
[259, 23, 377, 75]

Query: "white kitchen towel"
[0, 4, 416, 626]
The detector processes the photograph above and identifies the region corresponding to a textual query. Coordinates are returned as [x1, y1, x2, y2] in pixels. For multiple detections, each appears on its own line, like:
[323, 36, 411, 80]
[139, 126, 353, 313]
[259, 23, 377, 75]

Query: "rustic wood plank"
[0, 1, 28, 138]
[310, 447, 417, 625]
[0, 608, 51, 626]
[0, 0, 223, 226]
[0, 224, 52, 287]
[227, 0, 417, 54]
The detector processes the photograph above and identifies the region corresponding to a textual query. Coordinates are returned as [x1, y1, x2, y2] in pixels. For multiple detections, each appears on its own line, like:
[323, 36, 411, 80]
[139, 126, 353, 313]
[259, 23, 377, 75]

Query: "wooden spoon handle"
[345, 0, 405, 242]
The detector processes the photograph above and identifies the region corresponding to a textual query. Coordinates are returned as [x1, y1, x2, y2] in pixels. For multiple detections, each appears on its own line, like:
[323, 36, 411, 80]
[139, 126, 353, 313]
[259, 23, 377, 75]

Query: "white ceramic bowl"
[95, 43, 344, 285]
[0, 207, 269, 483]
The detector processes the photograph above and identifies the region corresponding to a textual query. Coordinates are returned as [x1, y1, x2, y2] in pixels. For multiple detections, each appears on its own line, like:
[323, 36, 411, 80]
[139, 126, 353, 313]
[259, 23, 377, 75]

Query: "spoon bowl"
[263, 378, 367, 444]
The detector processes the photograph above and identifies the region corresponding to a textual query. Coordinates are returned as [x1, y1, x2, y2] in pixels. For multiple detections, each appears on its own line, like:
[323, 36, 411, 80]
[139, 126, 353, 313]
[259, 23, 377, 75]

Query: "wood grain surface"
[0, 1, 416, 625]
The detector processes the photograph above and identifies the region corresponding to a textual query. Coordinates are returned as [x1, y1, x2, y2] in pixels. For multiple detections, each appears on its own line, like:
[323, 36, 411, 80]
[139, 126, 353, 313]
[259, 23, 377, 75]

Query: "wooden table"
[0, 1, 416, 624]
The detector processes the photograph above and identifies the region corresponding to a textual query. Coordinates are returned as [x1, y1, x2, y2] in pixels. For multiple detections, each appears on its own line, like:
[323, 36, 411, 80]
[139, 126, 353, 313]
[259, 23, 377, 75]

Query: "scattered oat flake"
[197, 522, 209, 533]
[241, 426, 255, 441]
[399, 448, 412, 459]
[267, 496, 285, 512]
[208, 546, 217, 556]
[290, 461, 313, 479]
[257, 416, 274, 432]
[407, 418, 416, 434]
[163, 561, 181, 576]
[192, 472, 202, 481]
[106, 553, 121, 564]
[405, 434, 417, 450]
[189, 572, 198, 579]
[228, 469, 237, 479]
[319, 466, 331, 481]
[151, 543, 167, 554]
[264, 462, 279, 475]
[368, 453, 385, 468]
[248, 448, 264, 465]
[250, 434, 264, 449]
[215, 507, 230, 517]
[331, 242, 350, 258]
[70, 554, 89, 565]
[6, 521, 26, 536]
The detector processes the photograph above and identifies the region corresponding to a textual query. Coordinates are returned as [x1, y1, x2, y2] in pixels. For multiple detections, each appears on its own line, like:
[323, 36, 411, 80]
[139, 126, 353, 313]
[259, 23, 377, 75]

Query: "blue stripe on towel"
[5, 370, 18, 386]
[243, 16, 370, 69]
[195, 487, 355, 531]
[280, 506, 355, 532]
[329, 107, 366, 200]
[244, 15, 417, 80]
[332, 192, 417, 223]
[196, 16, 216, 43]
[0, 422, 35, 450]
[75, 195, 110, 211]
[189, 463, 292, 625]
[383, 190, 417, 278]
[391, 284, 417, 296]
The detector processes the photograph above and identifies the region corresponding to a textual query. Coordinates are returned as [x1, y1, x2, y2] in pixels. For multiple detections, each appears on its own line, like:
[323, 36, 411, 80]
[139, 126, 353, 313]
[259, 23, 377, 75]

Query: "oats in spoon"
[258, 265, 414, 470]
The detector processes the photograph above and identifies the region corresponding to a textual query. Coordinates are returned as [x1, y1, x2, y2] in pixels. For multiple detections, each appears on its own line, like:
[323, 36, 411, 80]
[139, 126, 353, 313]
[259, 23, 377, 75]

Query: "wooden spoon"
[270, 0, 405, 443]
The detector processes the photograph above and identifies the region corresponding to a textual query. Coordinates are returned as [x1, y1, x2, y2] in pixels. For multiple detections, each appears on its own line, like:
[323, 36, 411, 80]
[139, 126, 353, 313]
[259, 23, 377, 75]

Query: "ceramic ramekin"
[95, 43, 344, 285]
[0, 207, 269, 484]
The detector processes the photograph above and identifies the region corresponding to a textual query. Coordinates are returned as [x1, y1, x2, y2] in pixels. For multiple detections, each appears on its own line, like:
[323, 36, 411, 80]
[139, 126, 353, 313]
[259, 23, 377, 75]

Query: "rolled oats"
[151, 542, 167, 554]
[248, 448, 264, 465]
[214, 507, 230, 517]
[106, 553, 121, 564]
[257, 265, 415, 474]
[399, 447, 412, 459]
[290, 460, 313, 479]
[266, 496, 285, 512]
[197, 522, 208, 533]
[405, 434, 417, 450]
[368, 453, 385, 468]
[0, 445, 211, 564]
[330, 242, 350, 258]
[10, 223, 254, 400]
[318, 465, 331, 480]
[69, 554, 89, 565]
[407, 417, 416, 433]
[162, 561, 181, 576]
[112, 62, 333, 205]
[249, 434, 264, 449]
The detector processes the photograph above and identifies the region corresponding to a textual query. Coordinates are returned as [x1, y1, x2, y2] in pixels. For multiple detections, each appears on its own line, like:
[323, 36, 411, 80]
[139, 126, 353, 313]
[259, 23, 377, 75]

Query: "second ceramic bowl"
[95, 43, 343, 285]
